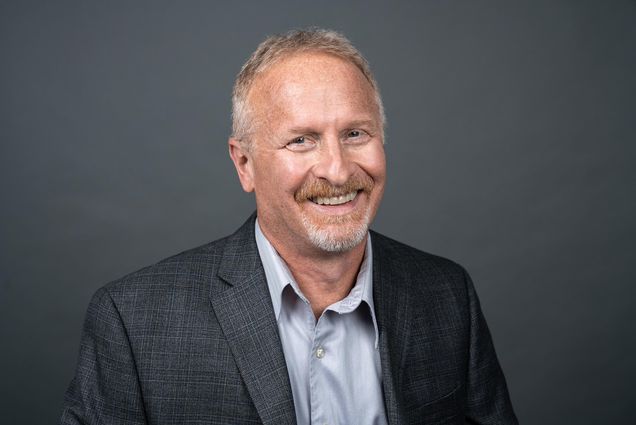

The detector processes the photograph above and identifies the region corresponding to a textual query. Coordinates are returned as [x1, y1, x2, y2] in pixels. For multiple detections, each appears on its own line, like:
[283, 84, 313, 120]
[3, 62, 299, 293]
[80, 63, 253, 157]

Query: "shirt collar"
[254, 219, 379, 348]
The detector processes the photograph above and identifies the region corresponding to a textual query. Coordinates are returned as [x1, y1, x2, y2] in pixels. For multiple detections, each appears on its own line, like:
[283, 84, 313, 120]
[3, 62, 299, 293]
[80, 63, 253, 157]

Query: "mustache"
[294, 174, 374, 202]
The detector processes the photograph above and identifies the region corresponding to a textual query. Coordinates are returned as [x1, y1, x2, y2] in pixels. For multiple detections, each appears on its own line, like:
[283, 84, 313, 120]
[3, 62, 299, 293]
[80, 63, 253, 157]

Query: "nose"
[312, 137, 353, 186]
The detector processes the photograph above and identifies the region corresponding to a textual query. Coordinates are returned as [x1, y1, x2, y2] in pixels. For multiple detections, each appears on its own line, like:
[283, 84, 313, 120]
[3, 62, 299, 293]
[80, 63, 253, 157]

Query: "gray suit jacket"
[61, 214, 518, 424]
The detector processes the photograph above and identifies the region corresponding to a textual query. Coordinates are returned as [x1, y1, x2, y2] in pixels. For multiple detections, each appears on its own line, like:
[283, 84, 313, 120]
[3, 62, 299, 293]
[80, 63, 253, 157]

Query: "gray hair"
[231, 28, 385, 146]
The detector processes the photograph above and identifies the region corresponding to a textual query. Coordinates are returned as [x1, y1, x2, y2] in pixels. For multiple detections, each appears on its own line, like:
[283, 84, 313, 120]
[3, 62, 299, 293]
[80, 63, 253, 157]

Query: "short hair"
[231, 28, 385, 146]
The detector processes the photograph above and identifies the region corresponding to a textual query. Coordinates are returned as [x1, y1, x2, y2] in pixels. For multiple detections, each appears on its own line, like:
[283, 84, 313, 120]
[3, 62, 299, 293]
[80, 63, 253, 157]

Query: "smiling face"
[229, 52, 386, 255]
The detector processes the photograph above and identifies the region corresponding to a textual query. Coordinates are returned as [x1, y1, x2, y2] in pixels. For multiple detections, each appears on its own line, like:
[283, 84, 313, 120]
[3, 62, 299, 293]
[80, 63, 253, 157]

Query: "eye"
[344, 129, 370, 144]
[285, 135, 316, 152]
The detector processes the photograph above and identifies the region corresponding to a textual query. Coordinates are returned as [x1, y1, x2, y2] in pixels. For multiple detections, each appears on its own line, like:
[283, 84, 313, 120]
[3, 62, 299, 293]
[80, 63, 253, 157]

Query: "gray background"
[1, 0, 634, 423]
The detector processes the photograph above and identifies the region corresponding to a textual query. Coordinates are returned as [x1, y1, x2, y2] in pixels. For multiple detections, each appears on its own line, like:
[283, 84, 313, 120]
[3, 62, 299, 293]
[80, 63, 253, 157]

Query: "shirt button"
[316, 347, 325, 359]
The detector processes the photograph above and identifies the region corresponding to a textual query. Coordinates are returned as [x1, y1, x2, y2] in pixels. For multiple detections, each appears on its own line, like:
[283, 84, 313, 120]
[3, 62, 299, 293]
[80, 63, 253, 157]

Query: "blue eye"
[285, 135, 315, 151]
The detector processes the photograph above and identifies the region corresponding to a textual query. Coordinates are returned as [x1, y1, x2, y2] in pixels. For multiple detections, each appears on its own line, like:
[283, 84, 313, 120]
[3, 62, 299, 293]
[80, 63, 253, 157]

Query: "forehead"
[247, 52, 379, 129]
[260, 52, 365, 86]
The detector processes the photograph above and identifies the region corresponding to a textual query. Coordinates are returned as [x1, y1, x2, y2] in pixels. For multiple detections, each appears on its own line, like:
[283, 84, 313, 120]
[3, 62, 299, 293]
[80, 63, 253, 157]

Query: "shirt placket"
[309, 311, 329, 425]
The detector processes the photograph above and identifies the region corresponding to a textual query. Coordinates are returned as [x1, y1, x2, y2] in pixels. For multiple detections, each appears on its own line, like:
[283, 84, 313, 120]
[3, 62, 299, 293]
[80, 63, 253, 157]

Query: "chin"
[301, 212, 370, 253]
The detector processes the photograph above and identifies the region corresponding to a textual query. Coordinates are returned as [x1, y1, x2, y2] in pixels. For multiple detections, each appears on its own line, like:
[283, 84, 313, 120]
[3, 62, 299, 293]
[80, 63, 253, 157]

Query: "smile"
[310, 191, 358, 206]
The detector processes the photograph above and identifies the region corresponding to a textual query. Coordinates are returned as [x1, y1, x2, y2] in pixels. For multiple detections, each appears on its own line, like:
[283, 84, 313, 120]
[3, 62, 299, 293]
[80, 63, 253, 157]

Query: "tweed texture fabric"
[61, 213, 517, 424]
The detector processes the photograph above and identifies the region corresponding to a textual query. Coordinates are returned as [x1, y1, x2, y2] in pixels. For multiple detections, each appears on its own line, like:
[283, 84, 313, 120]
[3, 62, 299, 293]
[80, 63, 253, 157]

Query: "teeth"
[312, 191, 357, 205]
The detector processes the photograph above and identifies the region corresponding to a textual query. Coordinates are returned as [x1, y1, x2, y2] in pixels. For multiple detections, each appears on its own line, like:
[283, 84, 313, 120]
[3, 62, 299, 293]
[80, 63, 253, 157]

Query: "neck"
[262, 227, 367, 319]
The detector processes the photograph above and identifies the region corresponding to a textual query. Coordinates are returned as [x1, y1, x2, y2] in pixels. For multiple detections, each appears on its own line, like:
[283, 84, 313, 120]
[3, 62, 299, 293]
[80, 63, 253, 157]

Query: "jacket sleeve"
[60, 287, 147, 424]
[463, 270, 519, 424]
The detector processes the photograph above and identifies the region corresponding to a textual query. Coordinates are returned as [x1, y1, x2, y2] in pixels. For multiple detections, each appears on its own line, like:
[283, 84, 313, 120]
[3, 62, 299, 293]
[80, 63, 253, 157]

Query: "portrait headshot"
[1, 1, 634, 424]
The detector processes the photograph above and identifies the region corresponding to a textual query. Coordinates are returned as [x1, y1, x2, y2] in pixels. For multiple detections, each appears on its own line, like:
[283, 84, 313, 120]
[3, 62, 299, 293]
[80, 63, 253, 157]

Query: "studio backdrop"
[1, 1, 635, 423]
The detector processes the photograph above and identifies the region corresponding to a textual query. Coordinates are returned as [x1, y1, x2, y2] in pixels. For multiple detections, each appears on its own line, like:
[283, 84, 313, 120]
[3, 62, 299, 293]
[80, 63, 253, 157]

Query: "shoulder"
[91, 234, 232, 313]
[370, 230, 471, 301]
[86, 215, 258, 321]
[371, 230, 468, 279]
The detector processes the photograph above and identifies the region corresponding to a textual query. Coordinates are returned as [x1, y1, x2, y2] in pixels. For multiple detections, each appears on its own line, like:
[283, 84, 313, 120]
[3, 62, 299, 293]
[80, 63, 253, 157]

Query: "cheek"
[254, 154, 310, 194]
[361, 145, 386, 182]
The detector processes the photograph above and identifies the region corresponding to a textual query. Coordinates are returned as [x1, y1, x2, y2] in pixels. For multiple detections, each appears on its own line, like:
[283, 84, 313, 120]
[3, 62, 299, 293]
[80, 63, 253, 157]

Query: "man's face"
[230, 52, 386, 255]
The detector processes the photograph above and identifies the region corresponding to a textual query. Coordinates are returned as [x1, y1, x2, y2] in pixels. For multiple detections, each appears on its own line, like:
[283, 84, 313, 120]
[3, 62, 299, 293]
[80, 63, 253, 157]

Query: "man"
[61, 29, 518, 424]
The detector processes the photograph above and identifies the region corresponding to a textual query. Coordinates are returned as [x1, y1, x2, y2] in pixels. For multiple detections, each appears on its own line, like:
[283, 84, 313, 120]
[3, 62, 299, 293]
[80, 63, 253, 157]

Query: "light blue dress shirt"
[255, 220, 388, 425]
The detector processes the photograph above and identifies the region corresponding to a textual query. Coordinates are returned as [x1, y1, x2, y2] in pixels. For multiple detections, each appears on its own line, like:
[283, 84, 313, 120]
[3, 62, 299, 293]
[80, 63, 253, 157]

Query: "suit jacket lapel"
[372, 231, 410, 425]
[211, 215, 296, 425]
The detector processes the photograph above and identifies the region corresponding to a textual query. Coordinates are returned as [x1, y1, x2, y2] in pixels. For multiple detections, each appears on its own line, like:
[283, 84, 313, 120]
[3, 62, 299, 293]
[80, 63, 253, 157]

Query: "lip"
[304, 190, 364, 215]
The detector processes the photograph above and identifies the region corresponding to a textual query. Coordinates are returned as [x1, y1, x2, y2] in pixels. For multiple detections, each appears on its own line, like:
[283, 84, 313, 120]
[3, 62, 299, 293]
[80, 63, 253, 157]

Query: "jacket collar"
[372, 230, 410, 425]
[210, 214, 407, 425]
[211, 213, 297, 425]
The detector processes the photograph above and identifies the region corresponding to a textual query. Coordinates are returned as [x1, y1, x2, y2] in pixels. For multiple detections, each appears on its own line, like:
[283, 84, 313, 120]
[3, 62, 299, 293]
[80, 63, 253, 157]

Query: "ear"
[228, 138, 255, 193]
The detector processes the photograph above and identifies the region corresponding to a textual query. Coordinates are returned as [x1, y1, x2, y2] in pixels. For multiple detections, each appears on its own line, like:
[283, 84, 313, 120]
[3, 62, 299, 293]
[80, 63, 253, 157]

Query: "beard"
[301, 208, 371, 252]
[295, 174, 375, 253]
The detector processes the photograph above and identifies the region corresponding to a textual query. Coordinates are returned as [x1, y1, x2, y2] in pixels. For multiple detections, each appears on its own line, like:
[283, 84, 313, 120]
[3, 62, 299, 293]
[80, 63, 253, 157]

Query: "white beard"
[300, 210, 371, 252]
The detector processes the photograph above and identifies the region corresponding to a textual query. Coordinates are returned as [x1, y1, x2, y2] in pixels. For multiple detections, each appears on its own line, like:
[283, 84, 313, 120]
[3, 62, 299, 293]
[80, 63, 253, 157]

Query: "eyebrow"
[287, 120, 379, 134]
[345, 120, 378, 129]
